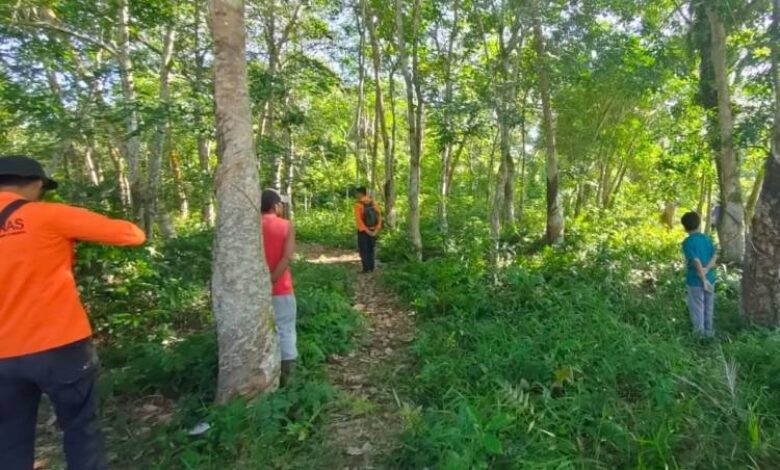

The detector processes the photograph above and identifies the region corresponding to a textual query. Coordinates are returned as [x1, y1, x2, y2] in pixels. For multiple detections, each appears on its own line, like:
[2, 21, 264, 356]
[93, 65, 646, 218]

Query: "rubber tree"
[209, 0, 280, 403]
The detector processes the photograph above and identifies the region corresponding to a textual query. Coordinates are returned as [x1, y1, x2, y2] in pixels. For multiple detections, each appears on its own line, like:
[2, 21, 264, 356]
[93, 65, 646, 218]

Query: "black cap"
[0, 155, 58, 190]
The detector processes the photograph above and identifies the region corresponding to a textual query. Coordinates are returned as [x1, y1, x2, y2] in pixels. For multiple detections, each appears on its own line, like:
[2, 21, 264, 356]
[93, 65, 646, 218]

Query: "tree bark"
[706, 4, 746, 263]
[148, 23, 177, 239]
[745, 164, 765, 225]
[385, 64, 398, 229]
[396, 0, 423, 258]
[117, 0, 144, 222]
[365, 4, 387, 198]
[194, 3, 216, 226]
[284, 123, 295, 218]
[169, 148, 190, 217]
[209, 0, 280, 403]
[436, 1, 461, 234]
[534, 17, 564, 245]
[354, 2, 368, 184]
[742, 0, 780, 325]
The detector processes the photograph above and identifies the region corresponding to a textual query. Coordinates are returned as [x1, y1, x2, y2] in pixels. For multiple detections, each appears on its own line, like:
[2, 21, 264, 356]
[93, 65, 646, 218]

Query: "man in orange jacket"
[354, 186, 382, 273]
[0, 155, 146, 470]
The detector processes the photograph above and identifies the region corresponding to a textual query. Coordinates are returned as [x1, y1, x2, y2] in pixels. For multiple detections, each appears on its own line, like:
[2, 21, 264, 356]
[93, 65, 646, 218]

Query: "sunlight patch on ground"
[300, 244, 360, 264]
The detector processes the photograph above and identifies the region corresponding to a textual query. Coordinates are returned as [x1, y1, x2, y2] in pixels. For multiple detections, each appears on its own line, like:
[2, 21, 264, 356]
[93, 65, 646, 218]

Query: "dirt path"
[302, 244, 416, 469]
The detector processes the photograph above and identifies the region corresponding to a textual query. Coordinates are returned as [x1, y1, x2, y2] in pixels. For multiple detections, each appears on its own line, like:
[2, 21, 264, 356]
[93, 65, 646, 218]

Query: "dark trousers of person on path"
[0, 339, 107, 470]
[358, 230, 376, 272]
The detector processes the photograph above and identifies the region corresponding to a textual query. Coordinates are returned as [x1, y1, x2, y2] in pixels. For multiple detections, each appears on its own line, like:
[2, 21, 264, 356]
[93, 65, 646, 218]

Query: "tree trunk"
[518, 89, 529, 221]
[706, 5, 746, 263]
[697, 171, 707, 216]
[661, 201, 677, 229]
[746, 163, 766, 225]
[436, 2, 461, 234]
[109, 145, 132, 208]
[354, 2, 367, 184]
[148, 24, 177, 239]
[194, 3, 215, 226]
[534, 18, 564, 245]
[284, 124, 295, 218]
[117, 0, 143, 222]
[490, 152, 508, 255]
[83, 134, 102, 186]
[503, 143, 516, 225]
[170, 148, 190, 217]
[199, 135, 216, 225]
[742, 0, 780, 325]
[705, 176, 714, 233]
[385, 64, 397, 228]
[209, 0, 280, 403]
[396, 0, 423, 258]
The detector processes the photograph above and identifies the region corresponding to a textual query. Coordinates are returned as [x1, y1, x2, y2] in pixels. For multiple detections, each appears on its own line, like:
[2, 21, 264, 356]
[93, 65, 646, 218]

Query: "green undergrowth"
[71, 229, 361, 469]
[383, 218, 780, 469]
[295, 206, 356, 249]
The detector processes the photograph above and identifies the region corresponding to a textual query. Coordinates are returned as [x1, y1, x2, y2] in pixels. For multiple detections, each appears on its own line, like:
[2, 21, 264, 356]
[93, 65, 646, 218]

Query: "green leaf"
[481, 433, 504, 455]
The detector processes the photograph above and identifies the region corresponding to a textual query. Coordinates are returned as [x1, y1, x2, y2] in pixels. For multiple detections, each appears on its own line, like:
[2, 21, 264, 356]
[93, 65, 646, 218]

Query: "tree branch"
[12, 21, 117, 55]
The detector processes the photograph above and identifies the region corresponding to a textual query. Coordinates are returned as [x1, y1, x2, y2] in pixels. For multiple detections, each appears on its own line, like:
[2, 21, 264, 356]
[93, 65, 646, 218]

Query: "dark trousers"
[0, 339, 107, 470]
[357, 230, 376, 272]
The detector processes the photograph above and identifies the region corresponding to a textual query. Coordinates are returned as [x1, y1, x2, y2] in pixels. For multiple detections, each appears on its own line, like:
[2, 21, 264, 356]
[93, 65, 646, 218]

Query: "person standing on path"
[681, 211, 718, 337]
[261, 189, 298, 386]
[0, 155, 146, 470]
[354, 187, 382, 273]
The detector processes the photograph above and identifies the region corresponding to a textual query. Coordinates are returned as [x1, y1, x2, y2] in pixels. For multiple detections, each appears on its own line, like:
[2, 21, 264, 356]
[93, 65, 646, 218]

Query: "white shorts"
[272, 294, 298, 361]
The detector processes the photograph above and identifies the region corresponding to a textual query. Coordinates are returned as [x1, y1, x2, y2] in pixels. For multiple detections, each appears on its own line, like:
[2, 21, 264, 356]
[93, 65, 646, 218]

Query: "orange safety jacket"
[0, 192, 145, 358]
[354, 196, 383, 233]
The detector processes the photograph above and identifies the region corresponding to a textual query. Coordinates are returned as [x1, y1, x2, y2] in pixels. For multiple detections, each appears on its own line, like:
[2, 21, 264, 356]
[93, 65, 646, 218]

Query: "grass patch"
[384, 220, 780, 468]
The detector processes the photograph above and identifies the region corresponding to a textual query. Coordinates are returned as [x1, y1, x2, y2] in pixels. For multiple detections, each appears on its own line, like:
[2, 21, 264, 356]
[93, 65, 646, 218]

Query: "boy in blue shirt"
[681, 212, 718, 337]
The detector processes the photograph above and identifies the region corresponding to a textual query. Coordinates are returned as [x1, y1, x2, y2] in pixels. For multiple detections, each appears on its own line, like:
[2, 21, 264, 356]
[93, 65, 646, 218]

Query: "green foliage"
[385, 219, 780, 468]
[296, 206, 356, 248]
[71, 230, 361, 468]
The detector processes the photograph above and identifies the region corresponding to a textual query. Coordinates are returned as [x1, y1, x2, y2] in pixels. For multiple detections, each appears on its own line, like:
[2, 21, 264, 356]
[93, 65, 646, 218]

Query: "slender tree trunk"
[746, 164, 766, 225]
[437, 2, 461, 233]
[117, 0, 144, 222]
[697, 171, 707, 215]
[354, 2, 367, 184]
[518, 89, 529, 221]
[705, 175, 714, 233]
[285, 124, 295, 218]
[149, 24, 177, 239]
[503, 143, 516, 225]
[170, 148, 190, 217]
[396, 0, 423, 258]
[706, 5, 746, 263]
[534, 18, 564, 245]
[199, 135, 216, 225]
[209, 0, 280, 403]
[385, 65, 398, 228]
[194, 3, 215, 226]
[742, 0, 780, 325]
[109, 145, 132, 209]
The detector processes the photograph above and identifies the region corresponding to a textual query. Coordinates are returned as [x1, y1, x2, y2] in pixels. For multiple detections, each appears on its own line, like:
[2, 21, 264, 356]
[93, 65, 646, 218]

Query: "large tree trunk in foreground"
[707, 5, 746, 263]
[534, 18, 564, 245]
[209, 0, 280, 404]
[742, 0, 780, 325]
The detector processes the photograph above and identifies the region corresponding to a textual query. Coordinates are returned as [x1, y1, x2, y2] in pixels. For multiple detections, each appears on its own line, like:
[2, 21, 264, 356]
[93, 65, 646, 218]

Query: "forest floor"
[32, 243, 415, 469]
[301, 244, 415, 469]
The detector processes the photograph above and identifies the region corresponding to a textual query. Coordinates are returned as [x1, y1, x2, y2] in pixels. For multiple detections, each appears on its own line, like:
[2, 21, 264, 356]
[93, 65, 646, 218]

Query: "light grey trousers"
[272, 294, 298, 360]
[687, 286, 714, 337]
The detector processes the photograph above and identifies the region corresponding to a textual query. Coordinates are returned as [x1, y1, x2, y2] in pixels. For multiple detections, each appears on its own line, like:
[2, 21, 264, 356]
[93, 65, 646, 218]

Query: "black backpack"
[362, 201, 379, 228]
